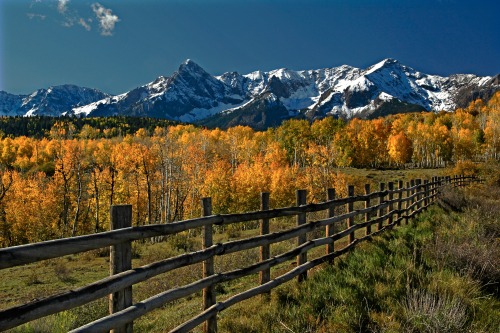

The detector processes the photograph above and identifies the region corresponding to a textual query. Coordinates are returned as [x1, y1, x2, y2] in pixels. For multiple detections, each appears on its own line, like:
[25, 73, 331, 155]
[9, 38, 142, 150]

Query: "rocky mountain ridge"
[0, 85, 108, 118]
[1, 59, 498, 129]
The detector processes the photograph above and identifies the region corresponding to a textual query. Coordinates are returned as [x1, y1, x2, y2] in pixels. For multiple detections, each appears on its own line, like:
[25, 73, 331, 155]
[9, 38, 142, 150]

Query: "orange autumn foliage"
[0, 92, 499, 246]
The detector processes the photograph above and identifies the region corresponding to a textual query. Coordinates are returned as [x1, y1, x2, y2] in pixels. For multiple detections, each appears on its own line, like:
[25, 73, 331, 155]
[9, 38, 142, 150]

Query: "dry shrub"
[25, 269, 43, 286]
[81, 247, 110, 261]
[428, 232, 499, 294]
[168, 231, 200, 252]
[225, 224, 242, 239]
[53, 261, 71, 281]
[437, 186, 467, 212]
[451, 160, 480, 177]
[215, 248, 260, 273]
[137, 263, 203, 300]
[403, 289, 468, 333]
[430, 184, 500, 293]
[431, 236, 499, 290]
[477, 160, 500, 186]
[138, 243, 179, 266]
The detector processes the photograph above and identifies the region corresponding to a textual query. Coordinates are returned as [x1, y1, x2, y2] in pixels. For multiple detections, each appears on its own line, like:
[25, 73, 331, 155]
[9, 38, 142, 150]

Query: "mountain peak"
[382, 58, 398, 64]
[179, 59, 204, 70]
[363, 58, 406, 77]
[369, 58, 399, 69]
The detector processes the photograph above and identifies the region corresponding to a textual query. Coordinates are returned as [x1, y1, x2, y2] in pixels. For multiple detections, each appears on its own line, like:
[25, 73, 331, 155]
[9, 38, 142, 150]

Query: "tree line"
[0, 92, 499, 247]
[0, 116, 178, 139]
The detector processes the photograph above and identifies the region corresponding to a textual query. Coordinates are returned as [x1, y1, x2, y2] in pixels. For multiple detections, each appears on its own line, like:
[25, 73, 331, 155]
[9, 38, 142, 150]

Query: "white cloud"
[30, 0, 43, 7]
[26, 0, 119, 36]
[62, 20, 74, 28]
[57, 0, 69, 14]
[27, 13, 46, 20]
[92, 3, 120, 36]
[79, 18, 92, 31]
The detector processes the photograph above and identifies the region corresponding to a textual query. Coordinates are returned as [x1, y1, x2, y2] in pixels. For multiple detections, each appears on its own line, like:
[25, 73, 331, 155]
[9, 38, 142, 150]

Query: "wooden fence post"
[397, 180, 403, 226]
[430, 177, 435, 202]
[296, 190, 307, 282]
[326, 188, 335, 263]
[364, 184, 371, 236]
[377, 183, 385, 231]
[434, 177, 438, 203]
[410, 179, 416, 217]
[387, 182, 394, 226]
[260, 192, 270, 293]
[202, 198, 216, 333]
[437, 176, 441, 197]
[109, 204, 133, 333]
[405, 181, 410, 225]
[432, 176, 441, 202]
[347, 185, 355, 243]
[435, 177, 440, 199]
[424, 180, 429, 207]
[416, 179, 422, 211]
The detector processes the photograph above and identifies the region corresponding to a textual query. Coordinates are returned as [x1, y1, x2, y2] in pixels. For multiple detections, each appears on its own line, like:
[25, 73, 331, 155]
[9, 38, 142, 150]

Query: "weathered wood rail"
[0, 175, 479, 332]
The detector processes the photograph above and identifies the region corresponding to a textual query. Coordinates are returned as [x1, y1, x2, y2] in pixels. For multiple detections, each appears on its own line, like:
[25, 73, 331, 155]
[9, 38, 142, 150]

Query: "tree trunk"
[93, 170, 100, 233]
[72, 168, 83, 237]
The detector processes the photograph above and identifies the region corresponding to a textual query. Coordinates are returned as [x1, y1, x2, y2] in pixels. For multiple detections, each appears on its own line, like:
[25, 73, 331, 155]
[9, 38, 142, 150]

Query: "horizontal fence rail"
[0, 175, 480, 332]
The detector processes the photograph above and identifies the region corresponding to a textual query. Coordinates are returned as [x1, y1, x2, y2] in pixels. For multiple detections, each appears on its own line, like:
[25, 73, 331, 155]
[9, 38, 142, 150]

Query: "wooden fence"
[0, 175, 479, 332]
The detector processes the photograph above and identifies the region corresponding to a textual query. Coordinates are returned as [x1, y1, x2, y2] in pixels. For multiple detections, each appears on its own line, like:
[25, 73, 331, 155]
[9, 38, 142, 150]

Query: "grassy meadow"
[2, 166, 499, 332]
[217, 182, 500, 332]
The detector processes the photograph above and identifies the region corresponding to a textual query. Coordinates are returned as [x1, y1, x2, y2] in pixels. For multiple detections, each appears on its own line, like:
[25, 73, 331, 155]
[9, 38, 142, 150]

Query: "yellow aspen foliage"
[387, 132, 413, 166]
[0, 93, 500, 246]
[201, 159, 232, 214]
[269, 165, 300, 207]
[231, 156, 270, 212]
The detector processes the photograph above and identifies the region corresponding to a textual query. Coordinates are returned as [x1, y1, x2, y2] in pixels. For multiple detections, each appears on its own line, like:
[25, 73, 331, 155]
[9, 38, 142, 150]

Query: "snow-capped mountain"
[1, 59, 498, 129]
[0, 85, 108, 117]
[79, 59, 241, 121]
[76, 58, 498, 129]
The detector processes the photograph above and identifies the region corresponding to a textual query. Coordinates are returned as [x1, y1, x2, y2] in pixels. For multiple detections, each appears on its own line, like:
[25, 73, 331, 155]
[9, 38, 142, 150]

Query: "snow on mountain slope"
[0, 85, 109, 117]
[84, 59, 246, 119]
[0, 59, 498, 129]
[71, 93, 127, 116]
[0, 91, 25, 116]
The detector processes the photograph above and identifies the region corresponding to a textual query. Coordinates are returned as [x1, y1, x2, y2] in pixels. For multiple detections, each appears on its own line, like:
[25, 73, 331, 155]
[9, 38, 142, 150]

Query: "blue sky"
[1, 0, 499, 95]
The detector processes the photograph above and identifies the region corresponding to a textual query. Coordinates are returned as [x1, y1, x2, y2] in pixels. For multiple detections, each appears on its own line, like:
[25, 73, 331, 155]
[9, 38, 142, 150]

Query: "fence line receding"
[0, 175, 479, 333]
